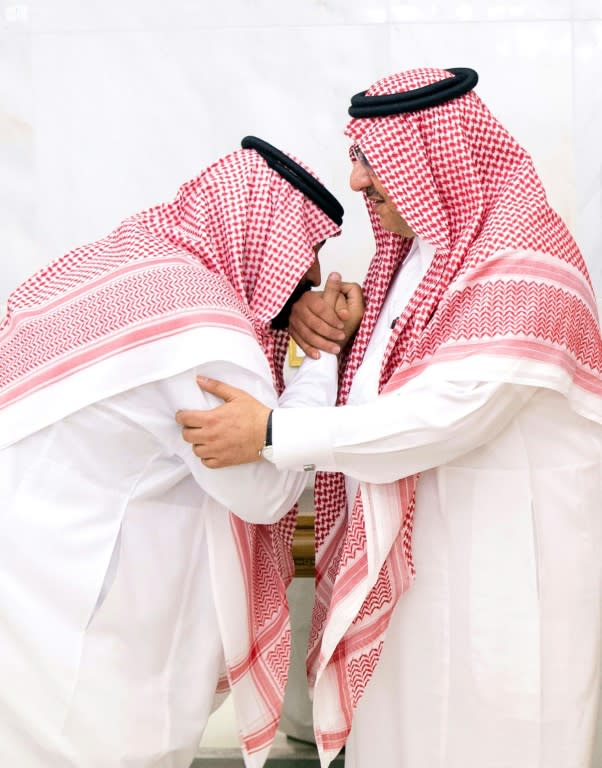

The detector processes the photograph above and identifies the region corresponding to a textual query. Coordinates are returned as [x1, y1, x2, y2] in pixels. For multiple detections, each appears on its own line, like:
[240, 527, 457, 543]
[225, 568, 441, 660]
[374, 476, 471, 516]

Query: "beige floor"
[198, 696, 239, 749]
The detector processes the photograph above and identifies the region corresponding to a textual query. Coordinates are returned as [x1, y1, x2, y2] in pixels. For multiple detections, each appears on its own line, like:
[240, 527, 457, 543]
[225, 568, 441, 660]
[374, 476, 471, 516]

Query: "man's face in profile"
[271, 242, 323, 330]
[350, 146, 416, 238]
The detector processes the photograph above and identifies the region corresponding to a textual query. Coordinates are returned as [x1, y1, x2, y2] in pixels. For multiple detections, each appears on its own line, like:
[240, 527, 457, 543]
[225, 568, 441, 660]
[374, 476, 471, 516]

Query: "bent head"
[270, 242, 323, 330]
[349, 146, 416, 238]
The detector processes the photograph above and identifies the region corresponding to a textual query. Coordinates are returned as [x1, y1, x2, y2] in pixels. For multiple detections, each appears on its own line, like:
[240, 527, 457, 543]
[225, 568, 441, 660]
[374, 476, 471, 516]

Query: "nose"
[304, 256, 322, 287]
[350, 160, 372, 192]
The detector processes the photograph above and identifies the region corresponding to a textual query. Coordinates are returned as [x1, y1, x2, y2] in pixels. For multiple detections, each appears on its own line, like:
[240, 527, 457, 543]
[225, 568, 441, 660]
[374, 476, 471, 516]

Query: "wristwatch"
[260, 410, 274, 461]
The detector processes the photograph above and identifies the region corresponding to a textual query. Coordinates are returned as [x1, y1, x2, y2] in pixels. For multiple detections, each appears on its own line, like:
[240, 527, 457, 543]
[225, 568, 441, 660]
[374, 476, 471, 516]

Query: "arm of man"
[176, 369, 537, 481]
[269, 376, 536, 481]
[155, 352, 337, 523]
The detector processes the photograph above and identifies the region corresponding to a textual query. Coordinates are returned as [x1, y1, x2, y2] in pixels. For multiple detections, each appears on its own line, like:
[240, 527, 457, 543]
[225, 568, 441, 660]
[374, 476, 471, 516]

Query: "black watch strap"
[264, 410, 273, 447]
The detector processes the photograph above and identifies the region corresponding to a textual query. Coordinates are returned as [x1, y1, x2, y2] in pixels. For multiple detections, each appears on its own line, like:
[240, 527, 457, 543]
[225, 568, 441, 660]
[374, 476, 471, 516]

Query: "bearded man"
[177, 70, 602, 768]
[0, 136, 362, 768]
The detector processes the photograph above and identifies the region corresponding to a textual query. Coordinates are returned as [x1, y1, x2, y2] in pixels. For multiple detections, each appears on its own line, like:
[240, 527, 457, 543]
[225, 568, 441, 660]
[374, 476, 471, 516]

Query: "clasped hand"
[289, 273, 364, 359]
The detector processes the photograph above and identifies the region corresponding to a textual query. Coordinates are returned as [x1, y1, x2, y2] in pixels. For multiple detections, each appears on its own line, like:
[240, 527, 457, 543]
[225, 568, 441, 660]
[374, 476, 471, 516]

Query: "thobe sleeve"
[270, 376, 537, 483]
[151, 353, 338, 523]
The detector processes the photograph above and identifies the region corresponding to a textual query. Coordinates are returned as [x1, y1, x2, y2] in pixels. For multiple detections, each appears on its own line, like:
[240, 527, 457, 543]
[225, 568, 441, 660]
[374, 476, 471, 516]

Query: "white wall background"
[1, 0, 601, 309]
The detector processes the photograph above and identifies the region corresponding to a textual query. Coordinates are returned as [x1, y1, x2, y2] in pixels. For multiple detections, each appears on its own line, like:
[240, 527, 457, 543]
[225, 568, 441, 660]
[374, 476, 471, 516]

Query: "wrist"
[260, 409, 274, 461]
[264, 409, 273, 447]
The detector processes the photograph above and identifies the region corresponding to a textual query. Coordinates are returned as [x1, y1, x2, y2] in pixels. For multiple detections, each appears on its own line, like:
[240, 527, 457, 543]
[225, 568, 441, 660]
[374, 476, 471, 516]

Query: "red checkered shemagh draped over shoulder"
[310, 67, 602, 763]
[0, 147, 340, 765]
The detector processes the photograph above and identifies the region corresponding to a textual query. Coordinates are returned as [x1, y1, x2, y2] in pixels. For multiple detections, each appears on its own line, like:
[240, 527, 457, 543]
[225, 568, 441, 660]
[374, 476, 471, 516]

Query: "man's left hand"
[176, 378, 271, 468]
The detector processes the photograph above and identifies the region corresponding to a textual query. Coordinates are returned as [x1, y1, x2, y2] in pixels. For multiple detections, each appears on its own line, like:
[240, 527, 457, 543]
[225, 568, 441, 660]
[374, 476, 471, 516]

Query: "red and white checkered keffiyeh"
[309, 68, 602, 764]
[0, 147, 340, 765]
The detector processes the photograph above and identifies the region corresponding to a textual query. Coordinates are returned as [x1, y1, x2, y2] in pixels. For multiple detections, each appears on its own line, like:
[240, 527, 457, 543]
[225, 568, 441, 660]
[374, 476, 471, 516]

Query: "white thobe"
[0, 341, 337, 768]
[271, 239, 602, 768]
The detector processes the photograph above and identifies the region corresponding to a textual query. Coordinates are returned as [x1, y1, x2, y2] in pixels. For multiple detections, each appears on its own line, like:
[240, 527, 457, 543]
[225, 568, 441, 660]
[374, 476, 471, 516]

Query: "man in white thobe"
[0, 137, 363, 768]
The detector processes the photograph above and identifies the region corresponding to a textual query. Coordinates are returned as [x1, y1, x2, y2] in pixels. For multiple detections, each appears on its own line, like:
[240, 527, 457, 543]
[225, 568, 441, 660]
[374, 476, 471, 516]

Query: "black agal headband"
[348, 67, 479, 118]
[241, 135, 344, 226]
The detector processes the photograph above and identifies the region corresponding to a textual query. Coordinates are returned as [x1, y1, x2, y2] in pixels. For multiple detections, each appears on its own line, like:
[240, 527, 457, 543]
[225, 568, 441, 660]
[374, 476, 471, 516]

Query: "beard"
[270, 280, 313, 330]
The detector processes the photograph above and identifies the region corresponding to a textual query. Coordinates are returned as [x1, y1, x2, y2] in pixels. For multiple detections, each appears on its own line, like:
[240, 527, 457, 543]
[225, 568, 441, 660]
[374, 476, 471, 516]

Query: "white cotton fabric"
[0, 332, 337, 768]
[343, 387, 602, 768]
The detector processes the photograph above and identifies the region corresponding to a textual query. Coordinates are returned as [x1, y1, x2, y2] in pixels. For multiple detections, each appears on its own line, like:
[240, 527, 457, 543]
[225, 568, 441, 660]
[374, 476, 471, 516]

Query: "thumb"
[340, 281, 363, 305]
[322, 271, 342, 308]
[196, 376, 241, 403]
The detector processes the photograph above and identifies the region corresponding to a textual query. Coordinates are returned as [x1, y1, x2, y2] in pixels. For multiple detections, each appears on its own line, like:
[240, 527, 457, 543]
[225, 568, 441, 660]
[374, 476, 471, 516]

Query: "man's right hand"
[289, 272, 364, 359]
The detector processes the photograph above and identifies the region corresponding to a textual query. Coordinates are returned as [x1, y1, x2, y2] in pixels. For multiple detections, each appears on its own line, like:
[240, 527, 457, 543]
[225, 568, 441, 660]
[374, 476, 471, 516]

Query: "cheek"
[382, 205, 411, 235]
[383, 204, 400, 223]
